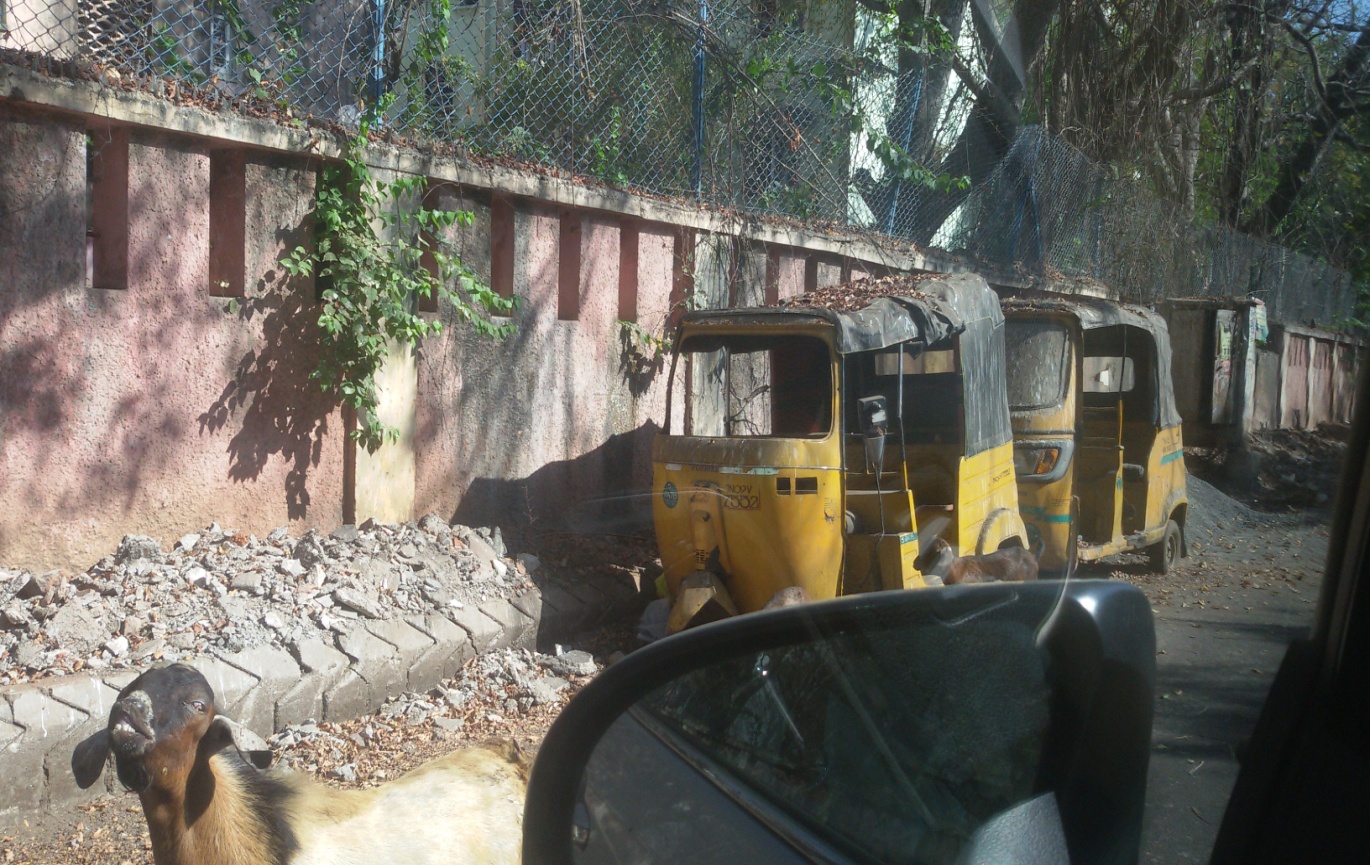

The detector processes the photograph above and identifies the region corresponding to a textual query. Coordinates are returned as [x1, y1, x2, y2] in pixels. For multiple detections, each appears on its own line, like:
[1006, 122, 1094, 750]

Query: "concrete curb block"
[0, 577, 636, 827]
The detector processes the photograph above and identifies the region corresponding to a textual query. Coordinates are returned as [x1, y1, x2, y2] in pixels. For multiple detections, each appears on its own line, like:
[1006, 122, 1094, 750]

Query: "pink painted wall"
[0, 108, 344, 570]
[774, 249, 807, 300]
[413, 202, 677, 534]
[3, 101, 894, 568]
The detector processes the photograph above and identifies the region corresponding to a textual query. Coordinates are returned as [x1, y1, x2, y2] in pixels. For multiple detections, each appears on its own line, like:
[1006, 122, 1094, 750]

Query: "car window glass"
[636, 618, 1050, 865]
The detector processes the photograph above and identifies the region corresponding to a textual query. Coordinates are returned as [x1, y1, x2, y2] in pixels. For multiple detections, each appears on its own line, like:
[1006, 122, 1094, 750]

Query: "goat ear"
[207, 716, 275, 771]
[72, 729, 111, 789]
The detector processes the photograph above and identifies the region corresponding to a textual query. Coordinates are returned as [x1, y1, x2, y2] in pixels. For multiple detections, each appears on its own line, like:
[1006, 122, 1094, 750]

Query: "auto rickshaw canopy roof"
[679, 271, 1004, 355]
[678, 272, 1013, 457]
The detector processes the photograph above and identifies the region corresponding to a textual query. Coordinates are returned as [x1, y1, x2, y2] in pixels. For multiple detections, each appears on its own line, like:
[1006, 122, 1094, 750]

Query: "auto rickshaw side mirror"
[857, 395, 889, 471]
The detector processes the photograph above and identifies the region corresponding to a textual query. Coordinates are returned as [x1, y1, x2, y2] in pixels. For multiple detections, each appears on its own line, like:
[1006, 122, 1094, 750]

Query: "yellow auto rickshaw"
[653, 273, 1029, 631]
[1001, 293, 1189, 574]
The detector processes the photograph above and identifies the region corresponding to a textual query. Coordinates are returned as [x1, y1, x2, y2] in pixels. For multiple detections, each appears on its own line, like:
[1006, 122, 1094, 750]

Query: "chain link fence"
[0, 0, 1358, 323]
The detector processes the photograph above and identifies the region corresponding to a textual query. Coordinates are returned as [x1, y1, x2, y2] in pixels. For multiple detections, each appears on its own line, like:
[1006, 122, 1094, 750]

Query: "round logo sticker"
[662, 481, 679, 509]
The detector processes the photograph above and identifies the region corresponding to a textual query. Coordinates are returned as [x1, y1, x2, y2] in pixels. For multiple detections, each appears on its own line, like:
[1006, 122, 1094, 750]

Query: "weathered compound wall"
[0, 64, 956, 572]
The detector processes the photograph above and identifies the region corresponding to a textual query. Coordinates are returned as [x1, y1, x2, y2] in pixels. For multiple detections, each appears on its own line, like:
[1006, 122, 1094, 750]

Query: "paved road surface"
[1106, 478, 1329, 864]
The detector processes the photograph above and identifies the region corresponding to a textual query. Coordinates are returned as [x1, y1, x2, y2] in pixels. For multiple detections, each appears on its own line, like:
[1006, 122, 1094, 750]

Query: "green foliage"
[617, 319, 673, 385]
[281, 125, 517, 454]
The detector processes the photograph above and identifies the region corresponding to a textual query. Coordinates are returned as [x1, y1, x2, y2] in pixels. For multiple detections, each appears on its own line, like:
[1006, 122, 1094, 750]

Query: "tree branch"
[1174, 56, 1262, 101]
[1270, 12, 1330, 104]
[1334, 126, 1370, 153]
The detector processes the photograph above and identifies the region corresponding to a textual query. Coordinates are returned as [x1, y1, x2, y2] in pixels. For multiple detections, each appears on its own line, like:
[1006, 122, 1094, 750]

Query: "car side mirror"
[523, 581, 1156, 865]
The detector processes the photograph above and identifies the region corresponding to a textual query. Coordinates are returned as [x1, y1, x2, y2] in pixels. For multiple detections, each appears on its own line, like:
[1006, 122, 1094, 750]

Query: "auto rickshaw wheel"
[1149, 520, 1181, 574]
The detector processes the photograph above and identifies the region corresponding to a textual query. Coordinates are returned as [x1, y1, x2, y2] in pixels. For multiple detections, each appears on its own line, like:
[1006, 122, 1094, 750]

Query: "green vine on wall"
[281, 123, 517, 454]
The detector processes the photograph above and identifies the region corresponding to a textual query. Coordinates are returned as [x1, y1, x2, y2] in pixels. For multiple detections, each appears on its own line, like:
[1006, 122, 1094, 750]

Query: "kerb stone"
[280, 638, 350, 727]
[585, 574, 641, 616]
[562, 580, 610, 626]
[188, 656, 260, 721]
[320, 670, 372, 723]
[509, 590, 543, 624]
[0, 733, 44, 817]
[45, 676, 114, 720]
[366, 619, 439, 692]
[291, 638, 350, 680]
[0, 718, 22, 751]
[336, 627, 404, 700]
[479, 599, 536, 651]
[405, 613, 476, 680]
[219, 645, 302, 736]
[8, 685, 88, 741]
[7, 685, 95, 811]
[447, 607, 502, 653]
[538, 585, 589, 633]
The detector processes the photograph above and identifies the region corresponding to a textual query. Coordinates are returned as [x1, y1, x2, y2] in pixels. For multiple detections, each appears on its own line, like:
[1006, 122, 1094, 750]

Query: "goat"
[72, 663, 525, 865]
[915, 537, 1039, 586]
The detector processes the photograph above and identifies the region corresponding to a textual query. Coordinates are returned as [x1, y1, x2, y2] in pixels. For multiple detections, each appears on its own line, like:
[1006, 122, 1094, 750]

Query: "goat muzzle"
[109, 691, 156, 755]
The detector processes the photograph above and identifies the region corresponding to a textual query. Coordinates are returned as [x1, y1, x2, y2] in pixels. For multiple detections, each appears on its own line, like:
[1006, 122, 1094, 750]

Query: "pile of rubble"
[0, 515, 546, 686]
[1247, 424, 1350, 509]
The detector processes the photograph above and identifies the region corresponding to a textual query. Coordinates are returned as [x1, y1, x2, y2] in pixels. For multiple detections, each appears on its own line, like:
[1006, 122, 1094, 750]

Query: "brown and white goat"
[72, 663, 525, 865]
[915, 537, 1040, 586]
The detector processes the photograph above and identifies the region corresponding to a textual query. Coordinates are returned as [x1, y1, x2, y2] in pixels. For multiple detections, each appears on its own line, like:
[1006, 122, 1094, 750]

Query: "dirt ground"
[0, 470, 1333, 865]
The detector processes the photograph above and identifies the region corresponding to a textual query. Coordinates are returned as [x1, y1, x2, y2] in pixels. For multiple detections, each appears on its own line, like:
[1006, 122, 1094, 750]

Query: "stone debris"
[0, 515, 584, 686]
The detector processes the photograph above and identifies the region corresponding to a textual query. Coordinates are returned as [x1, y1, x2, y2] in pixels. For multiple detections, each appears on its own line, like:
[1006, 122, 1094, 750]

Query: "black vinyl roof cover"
[679, 272, 1003, 355]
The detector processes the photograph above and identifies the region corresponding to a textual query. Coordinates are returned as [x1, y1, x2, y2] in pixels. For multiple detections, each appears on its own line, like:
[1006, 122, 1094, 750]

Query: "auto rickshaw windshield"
[1005, 319, 1071, 411]
[675, 333, 834, 439]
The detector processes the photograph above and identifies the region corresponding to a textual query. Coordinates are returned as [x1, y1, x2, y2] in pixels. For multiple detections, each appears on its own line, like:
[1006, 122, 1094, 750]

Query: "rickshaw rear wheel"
[1149, 520, 1181, 574]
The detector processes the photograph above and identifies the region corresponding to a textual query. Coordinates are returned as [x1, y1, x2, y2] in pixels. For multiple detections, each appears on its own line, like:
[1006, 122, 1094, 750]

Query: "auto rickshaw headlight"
[1014, 442, 1070, 479]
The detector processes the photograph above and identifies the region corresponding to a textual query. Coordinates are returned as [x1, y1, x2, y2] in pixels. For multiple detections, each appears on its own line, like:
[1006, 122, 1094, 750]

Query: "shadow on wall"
[197, 216, 334, 520]
[453, 420, 661, 545]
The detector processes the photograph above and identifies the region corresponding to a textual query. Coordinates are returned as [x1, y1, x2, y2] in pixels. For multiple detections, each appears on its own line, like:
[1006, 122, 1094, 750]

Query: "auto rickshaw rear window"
[1005, 320, 1070, 410]
[677, 334, 833, 439]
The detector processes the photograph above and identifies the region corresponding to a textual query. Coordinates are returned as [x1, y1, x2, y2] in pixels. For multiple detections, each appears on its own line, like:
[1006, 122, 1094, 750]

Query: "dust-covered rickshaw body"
[653, 273, 1028, 628]
[1002, 293, 1188, 573]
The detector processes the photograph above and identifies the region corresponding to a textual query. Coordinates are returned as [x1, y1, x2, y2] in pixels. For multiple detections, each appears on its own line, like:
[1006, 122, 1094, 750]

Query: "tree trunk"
[902, 0, 1062, 244]
[1218, 1, 1269, 227]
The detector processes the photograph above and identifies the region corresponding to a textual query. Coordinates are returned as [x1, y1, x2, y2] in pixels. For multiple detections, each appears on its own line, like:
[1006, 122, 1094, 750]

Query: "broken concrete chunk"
[279, 559, 307, 578]
[184, 567, 210, 588]
[231, 571, 264, 593]
[332, 588, 384, 619]
[331, 525, 359, 543]
[546, 650, 597, 677]
[116, 535, 162, 564]
[419, 514, 452, 537]
[14, 571, 61, 601]
[528, 675, 569, 704]
[1, 605, 30, 629]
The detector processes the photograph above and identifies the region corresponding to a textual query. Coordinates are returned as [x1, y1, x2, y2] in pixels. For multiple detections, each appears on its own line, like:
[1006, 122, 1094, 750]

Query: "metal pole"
[884, 75, 923, 236]
[691, 0, 708, 199]
[369, 0, 387, 119]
